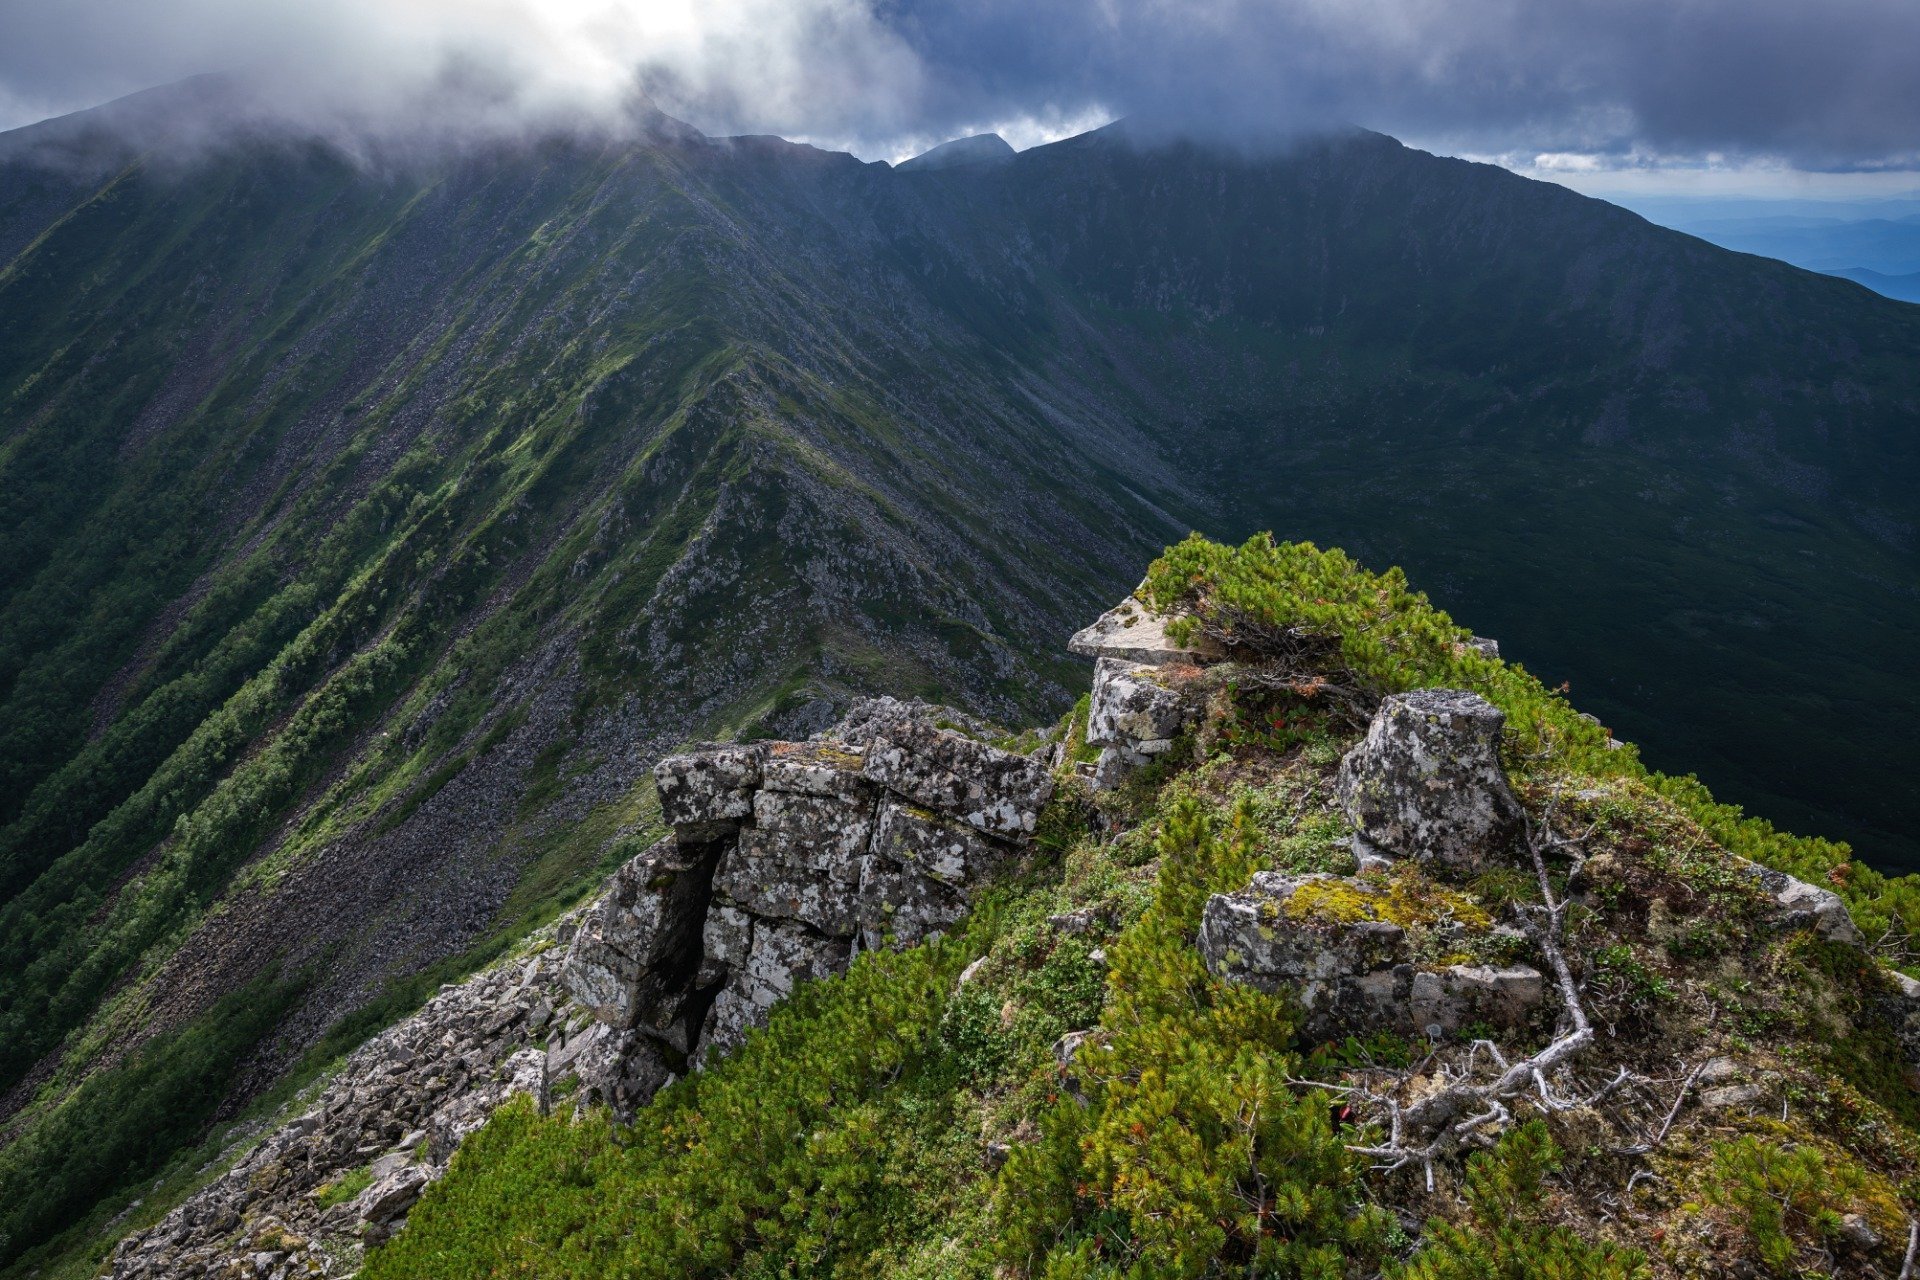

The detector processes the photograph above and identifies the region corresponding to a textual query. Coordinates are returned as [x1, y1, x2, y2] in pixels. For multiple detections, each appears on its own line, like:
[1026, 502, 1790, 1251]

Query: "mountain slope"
[2, 97, 1920, 1270]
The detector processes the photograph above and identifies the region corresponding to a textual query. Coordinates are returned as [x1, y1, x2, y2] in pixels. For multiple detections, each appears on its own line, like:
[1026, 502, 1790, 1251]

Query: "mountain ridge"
[3, 91, 1920, 1274]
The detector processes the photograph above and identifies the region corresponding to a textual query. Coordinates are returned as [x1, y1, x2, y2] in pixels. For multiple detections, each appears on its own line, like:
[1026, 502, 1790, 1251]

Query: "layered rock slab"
[1198, 872, 1544, 1042]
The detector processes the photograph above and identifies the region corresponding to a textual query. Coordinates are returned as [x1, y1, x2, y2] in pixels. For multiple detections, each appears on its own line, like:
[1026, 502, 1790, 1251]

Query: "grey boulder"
[1337, 689, 1524, 871]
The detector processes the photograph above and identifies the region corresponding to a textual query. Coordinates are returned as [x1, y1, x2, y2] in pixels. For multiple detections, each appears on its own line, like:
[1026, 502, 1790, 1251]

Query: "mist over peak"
[1, 0, 1917, 181]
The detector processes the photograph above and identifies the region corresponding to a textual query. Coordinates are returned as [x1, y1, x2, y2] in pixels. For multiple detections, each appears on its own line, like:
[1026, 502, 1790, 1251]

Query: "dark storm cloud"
[0, 0, 1915, 172]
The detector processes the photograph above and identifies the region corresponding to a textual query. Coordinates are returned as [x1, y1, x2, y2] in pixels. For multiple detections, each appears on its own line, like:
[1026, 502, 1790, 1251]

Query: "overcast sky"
[2, 0, 1918, 196]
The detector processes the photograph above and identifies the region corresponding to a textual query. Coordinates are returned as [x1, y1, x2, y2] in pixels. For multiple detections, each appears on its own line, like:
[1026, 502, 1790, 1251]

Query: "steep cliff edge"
[80, 536, 1920, 1280]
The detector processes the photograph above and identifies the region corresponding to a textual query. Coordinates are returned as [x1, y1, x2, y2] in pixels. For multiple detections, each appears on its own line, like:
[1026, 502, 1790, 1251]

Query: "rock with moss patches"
[1336, 689, 1524, 871]
[1199, 872, 1543, 1041]
[562, 836, 725, 1028]
[861, 717, 1053, 838]
[654, 743, 770, 835]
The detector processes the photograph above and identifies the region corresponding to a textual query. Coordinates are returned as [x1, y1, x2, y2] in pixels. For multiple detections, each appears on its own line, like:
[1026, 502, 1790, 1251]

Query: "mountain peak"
[895, 132, 1016, 173]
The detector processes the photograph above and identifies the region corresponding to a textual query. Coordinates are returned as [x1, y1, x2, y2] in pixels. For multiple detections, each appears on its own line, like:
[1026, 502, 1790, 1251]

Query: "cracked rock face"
[655, 743, 769, 835]
[1197, 872, 1543, 1042]
[563, 836, 723, 1028]
[1336, 689, 1524, 871]
[861, 717, 1053, 838]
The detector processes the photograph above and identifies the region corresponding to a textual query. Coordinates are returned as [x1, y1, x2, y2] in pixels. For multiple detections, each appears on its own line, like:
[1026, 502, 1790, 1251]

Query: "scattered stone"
[1695, 1056, 1744, 1085]
[1729, 858, 1866, 946]
[1700, 1083, 1766, 1111]
[1336, 690, 1524, 871]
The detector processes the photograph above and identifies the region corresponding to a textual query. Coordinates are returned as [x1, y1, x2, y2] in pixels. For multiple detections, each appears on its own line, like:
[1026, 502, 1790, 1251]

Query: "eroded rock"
[862, 717, 1053, 838]
[1336, 689, 1524, 871]
[1069, 591, 1217, 666]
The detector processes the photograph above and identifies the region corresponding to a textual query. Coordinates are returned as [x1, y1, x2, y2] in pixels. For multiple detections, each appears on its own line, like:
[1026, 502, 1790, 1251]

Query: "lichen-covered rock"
[714, 843, 862, 937]
[654, 743, 769, 833]
[1198, 872, 1542, 1040]
[743, 790, 875, 877]
[562, 836, 723, 1028]
[856, 855, 967, 950]
[761, 740, 874, 803]
[698, 919, 851, 1063]
[1087, 657, 1196, 747]
[1069, 591, 1218, 665]
[861, 717, 1053, 838]
[1336, 689, 1524, 871]
[870, 801, 1009, 887]
[712, 791, 874, 935]
[1731, 856, 1866, 945]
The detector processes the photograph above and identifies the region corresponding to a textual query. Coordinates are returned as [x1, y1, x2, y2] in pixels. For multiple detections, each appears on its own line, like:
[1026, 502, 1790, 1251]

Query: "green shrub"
[994, 797, 1386, 1278]
[1142, 534, 1920, 960]
[1698, 1136, 1882, 1275]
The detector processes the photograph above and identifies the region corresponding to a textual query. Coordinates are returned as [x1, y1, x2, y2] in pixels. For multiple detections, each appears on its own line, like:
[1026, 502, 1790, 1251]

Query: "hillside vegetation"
[361, 536, 1920, 1279]
[4, 97, 1920, 1270]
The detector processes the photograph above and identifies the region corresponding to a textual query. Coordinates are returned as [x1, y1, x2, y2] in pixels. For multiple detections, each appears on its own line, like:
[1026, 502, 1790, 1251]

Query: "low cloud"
[1, 0, 1916, 174]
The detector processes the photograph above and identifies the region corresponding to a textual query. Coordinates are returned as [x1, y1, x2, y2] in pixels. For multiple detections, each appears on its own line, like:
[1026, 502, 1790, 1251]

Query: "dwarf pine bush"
[1142, 533, 1920, 961]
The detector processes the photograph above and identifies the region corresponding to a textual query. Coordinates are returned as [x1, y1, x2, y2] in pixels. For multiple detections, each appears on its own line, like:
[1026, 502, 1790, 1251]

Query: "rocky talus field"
[77, 537, 1920, 1280]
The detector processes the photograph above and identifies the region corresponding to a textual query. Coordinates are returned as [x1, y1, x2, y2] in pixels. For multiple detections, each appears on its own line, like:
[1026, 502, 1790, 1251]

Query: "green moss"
[314, 1165, 373, 1209]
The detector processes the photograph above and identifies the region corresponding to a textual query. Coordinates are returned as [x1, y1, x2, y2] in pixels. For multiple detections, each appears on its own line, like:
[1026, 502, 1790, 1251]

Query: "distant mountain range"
[3, 88, 1920, 1271]
[1624, 196, 1920, 301]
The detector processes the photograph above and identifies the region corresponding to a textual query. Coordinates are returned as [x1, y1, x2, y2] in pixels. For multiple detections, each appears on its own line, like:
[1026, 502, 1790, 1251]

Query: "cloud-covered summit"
[2, 0, 1916, 175]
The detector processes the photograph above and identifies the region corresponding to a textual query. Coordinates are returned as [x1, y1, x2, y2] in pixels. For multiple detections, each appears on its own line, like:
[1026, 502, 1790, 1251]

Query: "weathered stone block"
[654, 743, 769, 832]
[1087, 657, 1195, 747]
[713, 843, 862, 936]
[856, 854, 968, 950]
[862, 718, 1053, 838]
[743, 789, 874, 879]
[1336, 689, 1524, 871]
[697, 919, 851, 1062]
[870, 801, 1007, 887]
[761, 740, 874, 803]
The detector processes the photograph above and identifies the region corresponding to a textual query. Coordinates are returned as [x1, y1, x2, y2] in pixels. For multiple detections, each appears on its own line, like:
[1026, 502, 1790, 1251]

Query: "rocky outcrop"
[1197, 872, 1545, 1042]
[676, 701, 1053, 1063]
[1068, 590, 1217, 666]
[104, 697, 1053, 1276]
[1337, 689, 1525, 871]
[1086, 656, 1202, 788]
